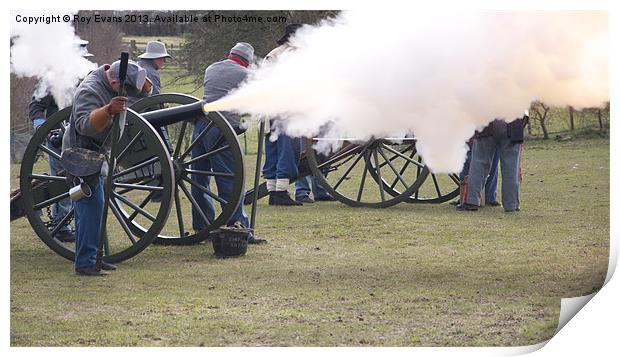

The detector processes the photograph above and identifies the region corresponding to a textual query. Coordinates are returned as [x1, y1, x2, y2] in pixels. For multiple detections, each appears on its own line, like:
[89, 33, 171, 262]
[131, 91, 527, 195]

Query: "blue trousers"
[486, 148, 500, 202]
[262, 133, 298, 180]
[459, 144, 500, 202]
[74, 177, 104, 269]
[48, 141, 72, 232]
[293, 137, 331, 199]
[465, 120, 522, 211]
[190, 121, 249, 230]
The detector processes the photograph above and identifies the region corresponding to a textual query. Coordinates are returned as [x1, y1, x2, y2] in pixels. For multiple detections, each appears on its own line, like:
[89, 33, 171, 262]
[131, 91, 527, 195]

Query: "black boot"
[269, 191, 302, 206]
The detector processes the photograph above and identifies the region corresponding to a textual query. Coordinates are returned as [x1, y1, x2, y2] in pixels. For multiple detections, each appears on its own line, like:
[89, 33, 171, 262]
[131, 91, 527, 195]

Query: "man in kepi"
[190, 42, 264, 244]
[28, 39, 94, 242]
[61, 60, 152, 276]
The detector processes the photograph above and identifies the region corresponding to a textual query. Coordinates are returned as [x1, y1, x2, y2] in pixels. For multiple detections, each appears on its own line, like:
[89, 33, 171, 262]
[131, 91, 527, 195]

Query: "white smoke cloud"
[10, 11, 96, 108]
[207, 10, 609, 173]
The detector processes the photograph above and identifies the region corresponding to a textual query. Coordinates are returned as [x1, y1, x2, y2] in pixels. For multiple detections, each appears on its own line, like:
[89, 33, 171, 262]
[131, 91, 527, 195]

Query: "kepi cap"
[229, 42, 254, 64]
[109, 59, 147, 92]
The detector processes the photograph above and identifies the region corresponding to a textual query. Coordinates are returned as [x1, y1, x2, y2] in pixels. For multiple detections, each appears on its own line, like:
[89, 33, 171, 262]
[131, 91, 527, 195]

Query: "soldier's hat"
[138, 41, 172, 59]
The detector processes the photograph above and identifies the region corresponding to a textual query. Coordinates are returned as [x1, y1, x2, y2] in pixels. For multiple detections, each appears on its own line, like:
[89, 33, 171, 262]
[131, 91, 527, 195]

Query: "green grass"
[10, 136, 609, 346]
[159, 66, 203, 98]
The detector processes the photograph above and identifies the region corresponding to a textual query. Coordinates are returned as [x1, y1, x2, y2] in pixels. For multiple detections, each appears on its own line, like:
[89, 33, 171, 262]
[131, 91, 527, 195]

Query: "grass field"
[9, 132, 609, 346]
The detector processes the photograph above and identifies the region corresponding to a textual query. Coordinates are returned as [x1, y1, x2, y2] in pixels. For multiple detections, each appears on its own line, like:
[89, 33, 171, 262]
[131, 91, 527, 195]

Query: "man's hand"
[90, 96, 127, 133]
[106, 96, 127, 116]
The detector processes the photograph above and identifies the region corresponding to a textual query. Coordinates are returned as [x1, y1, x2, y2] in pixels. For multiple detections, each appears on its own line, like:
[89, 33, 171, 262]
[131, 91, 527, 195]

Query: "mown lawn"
[9, 133, 609, 346]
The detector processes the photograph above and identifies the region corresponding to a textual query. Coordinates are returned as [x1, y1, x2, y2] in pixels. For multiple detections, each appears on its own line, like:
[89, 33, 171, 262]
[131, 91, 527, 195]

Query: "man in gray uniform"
[138, 41, 170, 95]
[191, 43, 255, 237]
[62, 60, 152, 276]
[128, 41, 171, 105]
[130, 41, 172, 201]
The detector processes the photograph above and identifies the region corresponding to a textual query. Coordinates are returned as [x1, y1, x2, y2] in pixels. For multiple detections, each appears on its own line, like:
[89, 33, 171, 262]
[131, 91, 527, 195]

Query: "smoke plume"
[207, 10, 608, 173]
[10, 11, 96, 108]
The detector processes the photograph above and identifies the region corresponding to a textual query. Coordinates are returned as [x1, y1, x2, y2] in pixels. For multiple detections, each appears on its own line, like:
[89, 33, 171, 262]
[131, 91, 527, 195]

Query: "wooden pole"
[96, 52, 129, 270]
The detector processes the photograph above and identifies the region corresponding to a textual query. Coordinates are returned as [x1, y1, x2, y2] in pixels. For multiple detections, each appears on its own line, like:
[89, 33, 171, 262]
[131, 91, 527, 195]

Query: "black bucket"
[210, 226, 252, 258]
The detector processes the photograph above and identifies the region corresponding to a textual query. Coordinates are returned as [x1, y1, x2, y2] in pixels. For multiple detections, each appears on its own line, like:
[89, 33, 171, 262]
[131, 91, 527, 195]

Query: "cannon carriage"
[13, 93, 244, 263]
[244, 136, 460, 208]
[11, 93, 460, 263]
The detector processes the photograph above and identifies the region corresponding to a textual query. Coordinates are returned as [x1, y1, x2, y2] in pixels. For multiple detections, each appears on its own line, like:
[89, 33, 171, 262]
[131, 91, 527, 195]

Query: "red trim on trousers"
[463, 140, 474, 204]
[519, 143, 523, 184]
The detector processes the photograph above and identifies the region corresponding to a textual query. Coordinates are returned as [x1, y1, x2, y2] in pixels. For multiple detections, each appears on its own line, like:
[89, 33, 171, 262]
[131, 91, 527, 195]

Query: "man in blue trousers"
[457, 144, 500, 206]
[191, 43, 266, 244]
[262, 24, 305, 206]
[294, 137, 335, 203]
[458, 116, 527, 212]
[62, 60, 152, 276]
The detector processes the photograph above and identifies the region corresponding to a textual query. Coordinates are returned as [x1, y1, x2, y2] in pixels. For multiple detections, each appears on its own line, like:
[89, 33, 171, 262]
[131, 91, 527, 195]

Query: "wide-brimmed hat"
[229, 42, 254, 63]
[138, 41, 172, 59]
[277, 23, 303, 45]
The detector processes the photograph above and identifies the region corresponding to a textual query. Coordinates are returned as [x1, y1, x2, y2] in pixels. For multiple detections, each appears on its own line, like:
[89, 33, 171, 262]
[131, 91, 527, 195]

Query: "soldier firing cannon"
[11, 91, 460, 263]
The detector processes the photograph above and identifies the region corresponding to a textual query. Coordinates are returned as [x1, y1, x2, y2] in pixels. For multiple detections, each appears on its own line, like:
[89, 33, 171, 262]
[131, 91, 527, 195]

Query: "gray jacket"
[203, 59, 248, 130]
[63, 65, 117, 153]
[139, 58, 161, 95]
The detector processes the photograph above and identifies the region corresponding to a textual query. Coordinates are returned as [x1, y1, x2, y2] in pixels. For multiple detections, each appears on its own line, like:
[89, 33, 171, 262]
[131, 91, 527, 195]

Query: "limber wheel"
[365, 139, 461, 204]
[129, 94, 245, 245]
[305, 137, 429, 208]
[19, 107, 174, 263]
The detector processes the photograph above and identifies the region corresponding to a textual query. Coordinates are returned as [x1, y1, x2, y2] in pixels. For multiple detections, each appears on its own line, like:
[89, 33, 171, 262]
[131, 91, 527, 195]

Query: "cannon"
[12, 93, 245, 263]
[11, 91, 461, 263]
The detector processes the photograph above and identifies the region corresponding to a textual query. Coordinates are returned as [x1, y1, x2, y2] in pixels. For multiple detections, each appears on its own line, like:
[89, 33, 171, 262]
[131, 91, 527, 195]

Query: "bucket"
[210, 226, 252, 258]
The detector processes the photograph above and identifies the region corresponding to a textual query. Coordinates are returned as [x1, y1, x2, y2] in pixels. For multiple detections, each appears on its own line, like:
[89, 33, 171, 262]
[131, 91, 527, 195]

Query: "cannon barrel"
[140, 100, 205, 128]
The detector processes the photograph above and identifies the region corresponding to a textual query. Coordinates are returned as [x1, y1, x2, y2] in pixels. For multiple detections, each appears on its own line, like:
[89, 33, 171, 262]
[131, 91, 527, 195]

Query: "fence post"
[129, 40, 137, 58]
[569, 106, 575, 131]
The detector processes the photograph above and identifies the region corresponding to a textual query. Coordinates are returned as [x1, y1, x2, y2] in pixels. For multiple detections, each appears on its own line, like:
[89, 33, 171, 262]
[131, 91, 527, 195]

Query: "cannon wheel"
[129, 93, 245, 245]
[19, 107, 174, 263]
[365, 141, 461, 204]
[304, 137, 429, 208]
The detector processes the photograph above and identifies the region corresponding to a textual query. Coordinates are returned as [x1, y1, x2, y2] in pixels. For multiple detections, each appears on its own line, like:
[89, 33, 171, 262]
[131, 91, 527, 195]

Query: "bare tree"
[530, 101, 550, 139]
[10, 74, 37, 162]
